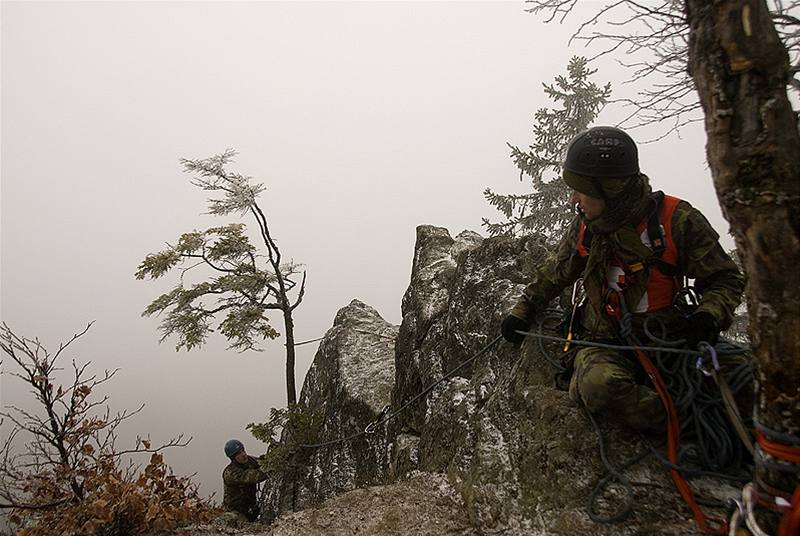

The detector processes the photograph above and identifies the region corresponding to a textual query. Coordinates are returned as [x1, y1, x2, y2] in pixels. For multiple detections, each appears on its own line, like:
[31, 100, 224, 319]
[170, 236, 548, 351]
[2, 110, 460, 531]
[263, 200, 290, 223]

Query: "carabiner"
[364, 404, 391, 434]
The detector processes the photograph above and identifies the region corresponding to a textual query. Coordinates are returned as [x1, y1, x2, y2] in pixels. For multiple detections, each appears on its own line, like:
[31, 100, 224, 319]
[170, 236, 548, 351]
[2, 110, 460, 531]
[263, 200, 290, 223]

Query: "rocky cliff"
[262, 300, 398, 521]
[262, 225, 739, 535]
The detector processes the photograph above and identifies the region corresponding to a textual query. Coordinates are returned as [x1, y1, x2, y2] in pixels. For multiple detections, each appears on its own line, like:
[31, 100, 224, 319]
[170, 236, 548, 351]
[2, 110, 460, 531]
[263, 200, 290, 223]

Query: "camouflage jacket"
[511, 198, 744, 340]
[222, 455, 268, 520]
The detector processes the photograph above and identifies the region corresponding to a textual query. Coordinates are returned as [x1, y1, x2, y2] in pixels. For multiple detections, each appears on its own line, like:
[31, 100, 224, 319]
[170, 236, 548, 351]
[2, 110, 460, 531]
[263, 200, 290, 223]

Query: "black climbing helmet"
[563, 126, 639, 178]
[224, 439, 244, 458]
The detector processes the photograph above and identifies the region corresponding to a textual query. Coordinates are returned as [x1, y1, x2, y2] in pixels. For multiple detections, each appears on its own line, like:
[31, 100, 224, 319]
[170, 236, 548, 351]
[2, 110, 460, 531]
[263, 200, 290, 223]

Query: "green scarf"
[581, 174, 657, 322]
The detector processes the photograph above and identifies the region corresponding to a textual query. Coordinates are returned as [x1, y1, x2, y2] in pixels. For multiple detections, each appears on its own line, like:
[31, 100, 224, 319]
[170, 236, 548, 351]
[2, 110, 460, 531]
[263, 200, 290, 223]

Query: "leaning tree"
[136, 150, 306, 405]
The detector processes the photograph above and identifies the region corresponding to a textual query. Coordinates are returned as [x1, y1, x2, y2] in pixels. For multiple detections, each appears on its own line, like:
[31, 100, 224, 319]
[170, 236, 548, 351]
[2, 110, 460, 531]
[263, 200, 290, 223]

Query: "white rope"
[743, 482, 771, 536]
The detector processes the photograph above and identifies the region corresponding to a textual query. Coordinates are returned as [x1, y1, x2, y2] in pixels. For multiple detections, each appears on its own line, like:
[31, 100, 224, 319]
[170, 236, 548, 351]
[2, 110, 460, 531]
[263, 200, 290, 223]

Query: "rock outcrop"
[263, 225, 740, 535]
[265, 472, 476, 536]
[263, 300, 398, 521]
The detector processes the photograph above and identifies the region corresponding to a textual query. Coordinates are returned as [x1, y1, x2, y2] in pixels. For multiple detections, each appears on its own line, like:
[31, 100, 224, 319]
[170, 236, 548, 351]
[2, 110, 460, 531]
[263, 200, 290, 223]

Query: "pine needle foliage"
[246, 404, 321, 476]
[136, 223, 285, 352]
[483, 57, 611, 242]
[136, 150, 306, 404]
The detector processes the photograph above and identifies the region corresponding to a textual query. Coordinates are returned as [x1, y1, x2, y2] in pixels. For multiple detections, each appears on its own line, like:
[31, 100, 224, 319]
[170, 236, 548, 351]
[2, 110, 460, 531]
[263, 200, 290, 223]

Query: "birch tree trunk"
[685, 0, 800, 528]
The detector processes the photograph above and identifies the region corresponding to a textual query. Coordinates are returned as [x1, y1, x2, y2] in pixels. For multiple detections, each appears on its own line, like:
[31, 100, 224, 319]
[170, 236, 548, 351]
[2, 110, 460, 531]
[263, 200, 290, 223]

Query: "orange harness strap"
[633, 348, 728, 535]
[756, 431, 800, 536]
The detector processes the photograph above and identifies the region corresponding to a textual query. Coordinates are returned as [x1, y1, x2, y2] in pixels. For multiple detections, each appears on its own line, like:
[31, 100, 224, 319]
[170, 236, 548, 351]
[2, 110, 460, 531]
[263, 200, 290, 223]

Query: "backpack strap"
[647, 191, 667, 256]
[644, 191, 680, 277]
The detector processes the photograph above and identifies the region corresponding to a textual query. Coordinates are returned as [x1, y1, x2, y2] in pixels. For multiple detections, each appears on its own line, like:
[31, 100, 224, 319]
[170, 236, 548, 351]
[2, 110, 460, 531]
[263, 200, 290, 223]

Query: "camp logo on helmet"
[589, 137, 623, 147]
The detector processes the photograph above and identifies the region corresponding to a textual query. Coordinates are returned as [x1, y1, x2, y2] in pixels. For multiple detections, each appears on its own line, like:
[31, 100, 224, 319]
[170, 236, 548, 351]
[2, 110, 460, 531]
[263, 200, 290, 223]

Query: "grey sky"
[1, 1, 728, 500]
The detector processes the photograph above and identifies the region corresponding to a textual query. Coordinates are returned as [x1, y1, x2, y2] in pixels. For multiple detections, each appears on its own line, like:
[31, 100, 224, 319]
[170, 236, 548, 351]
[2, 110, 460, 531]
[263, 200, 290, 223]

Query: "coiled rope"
[521, 308, 752, 532]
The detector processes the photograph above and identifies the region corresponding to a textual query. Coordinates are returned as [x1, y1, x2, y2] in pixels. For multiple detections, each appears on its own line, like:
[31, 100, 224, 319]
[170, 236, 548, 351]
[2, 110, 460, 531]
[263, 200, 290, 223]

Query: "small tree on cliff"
[136, 149, 305, 405]
[0, 323, 214, 535]
[483, 56, 610, 241]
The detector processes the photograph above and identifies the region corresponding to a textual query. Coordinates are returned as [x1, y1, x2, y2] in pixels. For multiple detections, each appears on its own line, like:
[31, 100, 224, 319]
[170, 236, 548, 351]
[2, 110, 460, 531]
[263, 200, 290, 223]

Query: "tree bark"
[284, 309, 297, 406]
[685, 0, 800, 527]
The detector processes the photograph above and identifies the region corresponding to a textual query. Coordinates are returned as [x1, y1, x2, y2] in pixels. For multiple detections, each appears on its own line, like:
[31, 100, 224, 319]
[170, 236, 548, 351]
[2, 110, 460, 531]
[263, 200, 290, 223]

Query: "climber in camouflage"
[222, 439, 268, 522]
[501, 126, 746, 433]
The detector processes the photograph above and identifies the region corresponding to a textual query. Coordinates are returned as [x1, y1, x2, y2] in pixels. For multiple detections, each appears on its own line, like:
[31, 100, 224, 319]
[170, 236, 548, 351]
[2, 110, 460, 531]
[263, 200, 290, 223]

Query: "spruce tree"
[483, 56, 610, 242]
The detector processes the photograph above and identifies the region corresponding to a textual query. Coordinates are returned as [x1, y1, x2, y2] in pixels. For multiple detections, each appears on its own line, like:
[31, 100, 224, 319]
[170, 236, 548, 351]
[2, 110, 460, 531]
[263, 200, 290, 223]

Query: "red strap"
[777, 486, 800, 536]
[604, 287, 725, 533]
[633, 349, 728, 534]
[757, 431, 800, 536]
[757, 431, 800, 464]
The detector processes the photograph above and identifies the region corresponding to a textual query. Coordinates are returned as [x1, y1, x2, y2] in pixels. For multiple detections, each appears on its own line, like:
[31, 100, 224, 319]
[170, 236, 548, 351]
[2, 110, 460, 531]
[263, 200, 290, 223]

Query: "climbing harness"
[297, 335, 503, 450]
[578, 191, 683, 313]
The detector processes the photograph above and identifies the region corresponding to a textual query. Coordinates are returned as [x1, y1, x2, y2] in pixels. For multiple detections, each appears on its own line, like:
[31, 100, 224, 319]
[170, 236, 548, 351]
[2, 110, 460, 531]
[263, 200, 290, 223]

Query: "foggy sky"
[1, 1, 728, 500]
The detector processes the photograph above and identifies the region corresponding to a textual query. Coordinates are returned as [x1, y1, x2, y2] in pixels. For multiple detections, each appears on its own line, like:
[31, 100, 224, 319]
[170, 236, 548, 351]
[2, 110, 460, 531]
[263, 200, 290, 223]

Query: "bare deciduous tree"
[526, 0, 800, 138]
[0, 323, 212, 535]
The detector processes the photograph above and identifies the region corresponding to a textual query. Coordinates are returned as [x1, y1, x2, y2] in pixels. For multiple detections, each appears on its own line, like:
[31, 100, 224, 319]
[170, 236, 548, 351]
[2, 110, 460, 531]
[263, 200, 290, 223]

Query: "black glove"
[501, 315, 530, 345]
[683, 311, 719, 350]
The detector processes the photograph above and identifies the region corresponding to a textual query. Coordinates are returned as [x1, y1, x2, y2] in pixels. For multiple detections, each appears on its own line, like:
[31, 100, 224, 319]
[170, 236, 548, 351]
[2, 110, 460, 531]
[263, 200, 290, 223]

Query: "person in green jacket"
[222, 439, 268, 521]
[501, 126, 747, 433]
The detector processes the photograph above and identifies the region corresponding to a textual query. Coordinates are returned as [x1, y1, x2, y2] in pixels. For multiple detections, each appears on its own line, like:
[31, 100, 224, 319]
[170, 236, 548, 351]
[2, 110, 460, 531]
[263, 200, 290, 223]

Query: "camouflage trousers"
[568, 346, 753, 434]
[568, 347, 664, 433]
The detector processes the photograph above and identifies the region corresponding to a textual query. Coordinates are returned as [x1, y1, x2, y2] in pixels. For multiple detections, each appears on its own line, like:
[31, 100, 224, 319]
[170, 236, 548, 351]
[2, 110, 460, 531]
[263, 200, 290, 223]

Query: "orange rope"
[634, 349, 727, 535]
[757, 431, 800, 464]
[777, 487, 800, 536]
[756, 430, 800, 536]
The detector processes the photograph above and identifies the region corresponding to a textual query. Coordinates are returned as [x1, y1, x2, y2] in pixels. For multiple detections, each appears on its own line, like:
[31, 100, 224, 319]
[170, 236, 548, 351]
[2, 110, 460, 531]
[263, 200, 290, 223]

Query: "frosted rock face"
[392, 226, 491, 435]
[264, 226, 741, 535]
[390, 225, 736, 534]
[262, 299, 398, 521]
